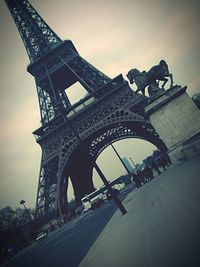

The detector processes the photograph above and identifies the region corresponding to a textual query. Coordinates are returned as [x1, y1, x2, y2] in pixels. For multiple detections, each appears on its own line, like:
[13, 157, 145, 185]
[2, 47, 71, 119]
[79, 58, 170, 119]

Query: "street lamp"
[111, 143, 132, 176]
[20, 199, 26, 209]
[20, 200, 34, 222]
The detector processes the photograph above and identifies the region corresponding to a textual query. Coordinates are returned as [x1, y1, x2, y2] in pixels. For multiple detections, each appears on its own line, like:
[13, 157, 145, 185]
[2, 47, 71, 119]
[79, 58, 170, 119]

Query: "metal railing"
[33, 74, 127, 141]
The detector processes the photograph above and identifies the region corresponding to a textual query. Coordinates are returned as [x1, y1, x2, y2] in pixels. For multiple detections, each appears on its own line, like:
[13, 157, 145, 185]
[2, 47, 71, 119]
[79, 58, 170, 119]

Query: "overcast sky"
[0, 0, 199, 209]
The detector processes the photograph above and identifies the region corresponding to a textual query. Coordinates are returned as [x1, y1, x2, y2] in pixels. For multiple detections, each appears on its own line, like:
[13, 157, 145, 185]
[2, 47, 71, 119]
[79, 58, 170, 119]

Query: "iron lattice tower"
[5, 0, 167, 226]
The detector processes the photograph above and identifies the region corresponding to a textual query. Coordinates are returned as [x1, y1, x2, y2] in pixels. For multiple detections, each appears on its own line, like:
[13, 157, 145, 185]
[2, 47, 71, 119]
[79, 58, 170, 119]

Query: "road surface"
[3, 185, 134, 267]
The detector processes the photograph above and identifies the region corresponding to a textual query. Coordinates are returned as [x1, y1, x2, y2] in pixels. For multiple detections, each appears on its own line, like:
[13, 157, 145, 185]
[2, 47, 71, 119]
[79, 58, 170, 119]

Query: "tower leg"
[66, 145, 95, 202]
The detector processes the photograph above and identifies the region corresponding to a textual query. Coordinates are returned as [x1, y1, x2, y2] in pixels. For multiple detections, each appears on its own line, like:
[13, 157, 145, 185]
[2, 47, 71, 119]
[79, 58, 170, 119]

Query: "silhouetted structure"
[5, 0, 167, 226]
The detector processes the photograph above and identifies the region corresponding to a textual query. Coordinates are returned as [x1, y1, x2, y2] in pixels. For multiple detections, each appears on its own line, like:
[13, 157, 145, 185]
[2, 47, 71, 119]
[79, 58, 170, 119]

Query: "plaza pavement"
[79, 156, 200, 267]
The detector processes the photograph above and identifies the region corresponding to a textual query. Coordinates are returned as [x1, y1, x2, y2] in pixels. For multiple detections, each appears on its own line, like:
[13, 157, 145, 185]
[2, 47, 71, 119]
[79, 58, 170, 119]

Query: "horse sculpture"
[126, 60, 173, 96]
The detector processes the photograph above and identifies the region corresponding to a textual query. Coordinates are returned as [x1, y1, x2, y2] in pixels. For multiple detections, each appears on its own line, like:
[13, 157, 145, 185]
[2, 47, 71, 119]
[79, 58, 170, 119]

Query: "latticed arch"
[58, 110, 166, 172]
[88, 121, 167, 160]
[57, 114, 167, 215]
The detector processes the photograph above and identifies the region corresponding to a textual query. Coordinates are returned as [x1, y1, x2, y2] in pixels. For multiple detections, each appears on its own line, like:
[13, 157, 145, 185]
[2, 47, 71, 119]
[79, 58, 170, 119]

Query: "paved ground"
[79, 156, 200, 267]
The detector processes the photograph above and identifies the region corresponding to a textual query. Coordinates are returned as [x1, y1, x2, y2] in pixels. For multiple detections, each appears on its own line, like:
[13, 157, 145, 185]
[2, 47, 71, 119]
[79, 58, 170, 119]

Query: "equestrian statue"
[126, 60, 173, 97]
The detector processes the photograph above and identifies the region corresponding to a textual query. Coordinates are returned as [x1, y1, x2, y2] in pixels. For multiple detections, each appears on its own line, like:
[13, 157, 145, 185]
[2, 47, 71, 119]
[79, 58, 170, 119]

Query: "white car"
[35, 231, 47, 242]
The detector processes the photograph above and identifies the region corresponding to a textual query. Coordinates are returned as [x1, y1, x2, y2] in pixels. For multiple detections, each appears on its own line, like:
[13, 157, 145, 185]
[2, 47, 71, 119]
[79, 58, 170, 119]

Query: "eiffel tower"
[5, 0, 167, 226]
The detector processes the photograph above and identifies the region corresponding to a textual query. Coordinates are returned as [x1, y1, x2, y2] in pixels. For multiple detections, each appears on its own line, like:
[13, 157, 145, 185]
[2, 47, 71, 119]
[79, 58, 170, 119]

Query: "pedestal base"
[145, 85, 200, 164]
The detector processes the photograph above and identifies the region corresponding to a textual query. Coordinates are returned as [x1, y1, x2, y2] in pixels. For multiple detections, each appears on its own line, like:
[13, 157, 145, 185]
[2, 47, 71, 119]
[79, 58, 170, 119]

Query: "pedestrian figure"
[140, 169, 146, 184]
[145, 166, 154, 181]
[165, 153, 172, 166]
[151, 160, 161, 175]
[143, 167, 150, 182]
[135, 171, 143, 187]
[132, 174, 140, 188]
[158, 156, 167, 171]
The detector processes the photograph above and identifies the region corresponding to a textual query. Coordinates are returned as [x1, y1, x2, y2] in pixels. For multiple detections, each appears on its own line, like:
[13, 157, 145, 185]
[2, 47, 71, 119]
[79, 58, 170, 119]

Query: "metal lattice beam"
[5, 0, 62, 62]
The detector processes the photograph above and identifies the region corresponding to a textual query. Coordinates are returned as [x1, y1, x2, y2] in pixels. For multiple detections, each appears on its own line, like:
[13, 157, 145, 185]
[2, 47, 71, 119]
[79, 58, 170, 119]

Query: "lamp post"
[20, 200, 34, 222]
[111, 143, 132, 176]
[65, 117, 127, 215]
[20, 199, 26, 209]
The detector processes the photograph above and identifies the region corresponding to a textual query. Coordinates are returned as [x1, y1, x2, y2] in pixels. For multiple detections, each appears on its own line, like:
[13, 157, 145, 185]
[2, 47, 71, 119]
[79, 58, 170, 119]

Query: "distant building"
[122, 157, 134, 173]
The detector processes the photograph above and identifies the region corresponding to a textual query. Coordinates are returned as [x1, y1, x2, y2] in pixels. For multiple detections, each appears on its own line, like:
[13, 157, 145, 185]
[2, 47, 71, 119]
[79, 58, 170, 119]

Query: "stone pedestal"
[145, 86, 200, 164]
